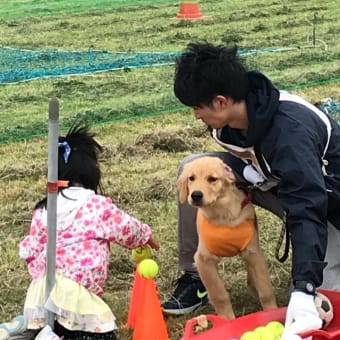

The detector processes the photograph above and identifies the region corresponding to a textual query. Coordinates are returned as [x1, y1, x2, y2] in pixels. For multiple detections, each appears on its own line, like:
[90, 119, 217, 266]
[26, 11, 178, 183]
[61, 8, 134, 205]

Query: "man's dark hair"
[174, 42, 249, 107]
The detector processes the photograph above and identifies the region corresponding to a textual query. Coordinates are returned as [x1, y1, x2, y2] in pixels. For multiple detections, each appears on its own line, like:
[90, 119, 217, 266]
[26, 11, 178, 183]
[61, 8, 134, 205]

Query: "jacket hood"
[42, 187, 95, 231]
[245, 71, 280, 145]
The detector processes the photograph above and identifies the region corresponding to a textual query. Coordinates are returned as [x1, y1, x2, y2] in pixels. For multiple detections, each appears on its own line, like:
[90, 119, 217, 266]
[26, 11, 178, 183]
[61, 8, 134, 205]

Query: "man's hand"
[281, 291, 322, 339]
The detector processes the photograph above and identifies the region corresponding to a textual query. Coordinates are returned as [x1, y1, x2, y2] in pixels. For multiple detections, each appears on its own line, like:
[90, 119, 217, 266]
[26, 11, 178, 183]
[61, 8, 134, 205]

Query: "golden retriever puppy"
[177, 156, 277, 319]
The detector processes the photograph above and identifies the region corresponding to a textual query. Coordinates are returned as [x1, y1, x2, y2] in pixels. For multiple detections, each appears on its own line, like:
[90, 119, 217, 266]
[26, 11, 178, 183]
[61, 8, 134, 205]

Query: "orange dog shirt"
[197, 210, 256, 257]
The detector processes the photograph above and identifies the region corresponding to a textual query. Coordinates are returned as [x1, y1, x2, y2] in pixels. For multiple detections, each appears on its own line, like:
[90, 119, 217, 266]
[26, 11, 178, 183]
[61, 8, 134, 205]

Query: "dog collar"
[241, 191, 252, 208]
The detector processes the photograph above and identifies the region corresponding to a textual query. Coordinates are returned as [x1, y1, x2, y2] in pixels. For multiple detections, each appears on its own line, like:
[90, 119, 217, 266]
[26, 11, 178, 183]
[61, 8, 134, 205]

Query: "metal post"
[312, 12, 317, 47]
[45, 97, 59, 328]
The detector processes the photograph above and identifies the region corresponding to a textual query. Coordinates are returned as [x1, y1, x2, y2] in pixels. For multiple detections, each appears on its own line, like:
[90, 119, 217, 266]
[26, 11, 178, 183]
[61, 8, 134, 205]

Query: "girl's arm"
[100, 196, 158, 250]
[19, 209, 47, 263]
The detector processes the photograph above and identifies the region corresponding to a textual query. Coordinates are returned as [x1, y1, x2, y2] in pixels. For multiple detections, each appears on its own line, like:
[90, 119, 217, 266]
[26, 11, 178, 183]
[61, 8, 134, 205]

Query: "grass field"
[0, 0, 174, 20]
[0, 0, 339, 339]
[1, 0, 339, 142]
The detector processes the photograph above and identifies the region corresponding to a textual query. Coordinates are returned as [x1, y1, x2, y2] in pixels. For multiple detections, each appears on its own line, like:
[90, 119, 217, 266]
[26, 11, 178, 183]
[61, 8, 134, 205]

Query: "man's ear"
[177, 171, 189, 203]
[213, 95, 229, 109]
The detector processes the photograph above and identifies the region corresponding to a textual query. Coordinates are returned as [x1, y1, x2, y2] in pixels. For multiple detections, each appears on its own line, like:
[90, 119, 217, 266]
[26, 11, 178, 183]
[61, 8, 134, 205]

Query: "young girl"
[7, 124, 159, 340]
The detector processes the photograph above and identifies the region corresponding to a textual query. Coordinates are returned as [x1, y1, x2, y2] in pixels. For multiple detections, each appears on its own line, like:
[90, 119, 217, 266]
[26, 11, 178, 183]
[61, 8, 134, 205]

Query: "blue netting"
[0, 45, 297, 84]
[321, 97, 340, 124]
[0, 46, 180, 84]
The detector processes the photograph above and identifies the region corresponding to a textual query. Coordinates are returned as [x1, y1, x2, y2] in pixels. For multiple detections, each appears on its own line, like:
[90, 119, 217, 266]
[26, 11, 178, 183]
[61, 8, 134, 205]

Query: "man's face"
[193, 104, 226, 129]
[192, 95, 248, 130]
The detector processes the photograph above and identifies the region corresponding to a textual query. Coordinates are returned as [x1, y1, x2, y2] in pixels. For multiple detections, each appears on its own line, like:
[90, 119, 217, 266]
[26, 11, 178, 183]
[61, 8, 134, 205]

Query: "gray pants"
[177, 152, 340, 290]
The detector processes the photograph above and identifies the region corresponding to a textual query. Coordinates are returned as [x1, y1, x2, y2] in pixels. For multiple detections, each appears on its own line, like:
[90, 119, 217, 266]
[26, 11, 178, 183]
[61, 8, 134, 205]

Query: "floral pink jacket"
[19, 189, 152, 296]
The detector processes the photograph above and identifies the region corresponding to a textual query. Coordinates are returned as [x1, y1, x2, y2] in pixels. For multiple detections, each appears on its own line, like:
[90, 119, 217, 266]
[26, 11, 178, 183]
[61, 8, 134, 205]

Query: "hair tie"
[58, 141, 71, 163]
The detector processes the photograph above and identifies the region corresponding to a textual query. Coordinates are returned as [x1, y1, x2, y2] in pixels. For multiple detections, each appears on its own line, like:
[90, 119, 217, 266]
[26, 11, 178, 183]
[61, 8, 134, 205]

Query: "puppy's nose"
[191, 190, 203, 203]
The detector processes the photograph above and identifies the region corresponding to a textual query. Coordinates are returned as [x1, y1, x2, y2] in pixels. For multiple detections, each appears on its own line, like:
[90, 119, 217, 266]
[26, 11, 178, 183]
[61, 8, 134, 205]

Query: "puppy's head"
[177, 156, 235, 207]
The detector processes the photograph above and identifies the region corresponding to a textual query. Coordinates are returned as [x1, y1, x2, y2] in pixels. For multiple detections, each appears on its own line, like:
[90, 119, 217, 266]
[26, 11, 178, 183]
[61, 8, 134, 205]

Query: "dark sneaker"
[162, 273, 208, 315]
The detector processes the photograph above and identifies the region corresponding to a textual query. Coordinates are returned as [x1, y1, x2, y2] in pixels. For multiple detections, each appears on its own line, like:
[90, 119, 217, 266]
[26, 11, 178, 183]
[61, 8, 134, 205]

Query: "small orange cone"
[176, 1, 211, 20]
[132, 278, 168, 340]
[126, 264, 145, 328]
[177, 2, 202, 19]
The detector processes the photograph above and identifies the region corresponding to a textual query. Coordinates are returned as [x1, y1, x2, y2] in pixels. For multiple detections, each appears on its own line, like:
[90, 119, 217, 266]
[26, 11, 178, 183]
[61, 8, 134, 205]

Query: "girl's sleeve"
[100, 196, 152, 249]
[19, 209, 47, 263]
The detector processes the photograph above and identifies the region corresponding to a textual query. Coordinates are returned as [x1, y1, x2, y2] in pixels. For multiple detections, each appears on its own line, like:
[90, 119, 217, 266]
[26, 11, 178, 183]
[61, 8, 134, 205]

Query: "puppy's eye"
[208, 176, 218, 183]
[189, 175, 195, 181]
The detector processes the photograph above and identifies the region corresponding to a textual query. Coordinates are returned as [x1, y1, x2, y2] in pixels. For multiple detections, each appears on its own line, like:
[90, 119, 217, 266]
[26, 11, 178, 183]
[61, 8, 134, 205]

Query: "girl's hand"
[147, 236, 160, 251]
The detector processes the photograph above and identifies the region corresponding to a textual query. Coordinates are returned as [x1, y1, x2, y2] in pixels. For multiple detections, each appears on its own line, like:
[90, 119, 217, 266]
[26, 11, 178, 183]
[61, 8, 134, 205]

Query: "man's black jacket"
[212, 71, 340, 287]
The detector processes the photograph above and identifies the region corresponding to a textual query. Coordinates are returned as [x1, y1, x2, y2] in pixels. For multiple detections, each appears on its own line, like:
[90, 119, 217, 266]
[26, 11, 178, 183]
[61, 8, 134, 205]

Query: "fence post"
[45, 97, 59, 328]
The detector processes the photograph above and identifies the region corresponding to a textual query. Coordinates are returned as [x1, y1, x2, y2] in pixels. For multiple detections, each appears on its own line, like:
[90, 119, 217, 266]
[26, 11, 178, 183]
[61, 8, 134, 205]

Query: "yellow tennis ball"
[138, 259, 159, 279]
[253, 326, 277, 339]
[266, 321, 284, 336]
[240, 331, 258, 340]
[131, 245, 152, 262]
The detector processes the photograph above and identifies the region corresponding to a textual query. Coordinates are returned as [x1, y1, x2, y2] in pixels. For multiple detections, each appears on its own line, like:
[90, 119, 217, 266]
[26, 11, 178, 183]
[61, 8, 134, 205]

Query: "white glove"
[281, 291, 322, 339]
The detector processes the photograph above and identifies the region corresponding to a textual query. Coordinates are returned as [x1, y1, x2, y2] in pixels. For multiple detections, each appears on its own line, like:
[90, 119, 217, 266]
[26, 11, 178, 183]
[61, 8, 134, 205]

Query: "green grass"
[0, 0, 339, 339]
[0, 0, 339, 142]
[0, 0, 175, 20]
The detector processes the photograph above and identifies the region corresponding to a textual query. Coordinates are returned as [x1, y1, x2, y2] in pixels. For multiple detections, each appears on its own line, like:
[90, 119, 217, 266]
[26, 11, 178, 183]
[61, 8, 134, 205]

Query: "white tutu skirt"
[24, 274, 117, 333]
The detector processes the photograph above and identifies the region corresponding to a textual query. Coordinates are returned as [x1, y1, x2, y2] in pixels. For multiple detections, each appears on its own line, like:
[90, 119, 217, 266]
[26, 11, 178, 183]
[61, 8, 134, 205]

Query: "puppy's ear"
[177, 171, 189, 203]
[223, 163, 236, 184]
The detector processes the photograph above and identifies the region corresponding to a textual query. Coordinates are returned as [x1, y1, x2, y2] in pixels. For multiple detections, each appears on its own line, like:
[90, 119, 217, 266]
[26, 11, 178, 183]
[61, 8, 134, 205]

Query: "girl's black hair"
[35, 123, 103, 209]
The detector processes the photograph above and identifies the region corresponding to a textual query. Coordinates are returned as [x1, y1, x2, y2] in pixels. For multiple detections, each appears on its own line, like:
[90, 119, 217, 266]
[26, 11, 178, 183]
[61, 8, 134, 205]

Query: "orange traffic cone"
[126, 264, 145, 328]
[132, 278, 168, 340]
[176, 1, 211, 20]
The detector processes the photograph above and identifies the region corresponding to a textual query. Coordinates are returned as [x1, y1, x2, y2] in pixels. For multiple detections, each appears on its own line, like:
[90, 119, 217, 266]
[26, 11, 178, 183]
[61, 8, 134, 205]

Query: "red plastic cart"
[181, 289, 340, 340]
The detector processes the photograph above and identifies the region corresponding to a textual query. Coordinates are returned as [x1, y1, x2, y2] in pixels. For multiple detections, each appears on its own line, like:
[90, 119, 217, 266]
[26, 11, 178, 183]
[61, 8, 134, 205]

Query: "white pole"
[45, 97, 59, 328]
